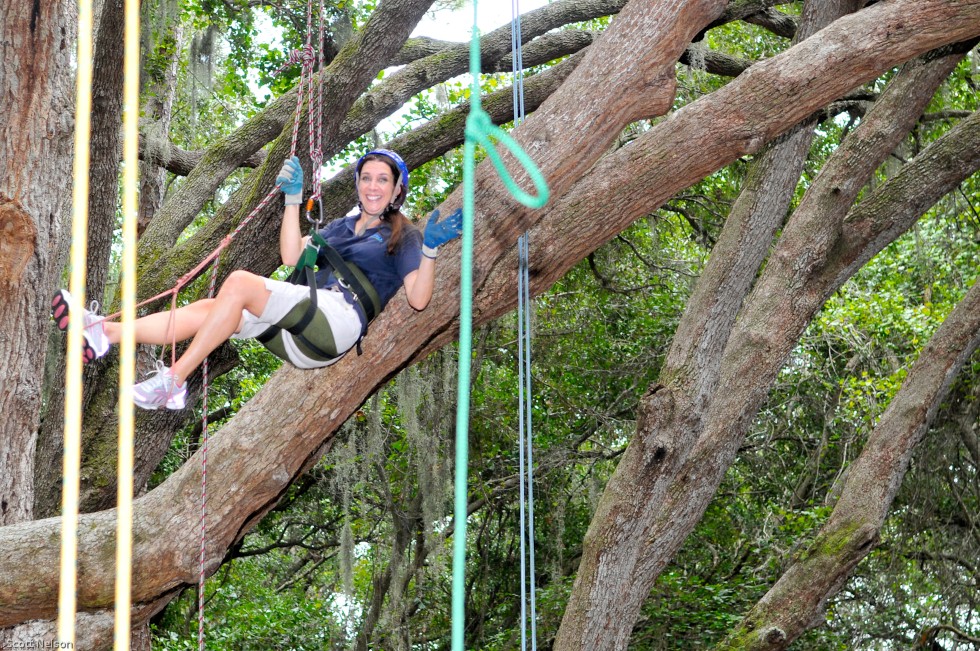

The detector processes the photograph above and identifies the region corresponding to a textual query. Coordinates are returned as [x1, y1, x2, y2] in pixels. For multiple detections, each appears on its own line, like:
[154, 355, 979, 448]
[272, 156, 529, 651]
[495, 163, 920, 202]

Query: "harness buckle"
[337, 277, 359, 303]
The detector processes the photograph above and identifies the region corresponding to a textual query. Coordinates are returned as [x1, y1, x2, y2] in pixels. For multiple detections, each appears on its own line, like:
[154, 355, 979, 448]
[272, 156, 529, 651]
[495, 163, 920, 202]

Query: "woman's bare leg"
[102, 299, 217, 346]
[169, 270, 271, 385]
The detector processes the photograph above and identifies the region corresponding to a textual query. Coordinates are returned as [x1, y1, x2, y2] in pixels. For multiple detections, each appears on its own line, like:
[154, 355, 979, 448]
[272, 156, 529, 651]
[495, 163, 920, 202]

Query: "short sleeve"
[395, 227, 423, 280]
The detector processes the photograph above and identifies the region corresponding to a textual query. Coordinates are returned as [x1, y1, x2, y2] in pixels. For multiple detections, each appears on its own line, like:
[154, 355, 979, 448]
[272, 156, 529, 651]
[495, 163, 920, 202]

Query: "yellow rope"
[58, 0, 95, 644]
[114, 0, 141, 647]
[58, 0, 140, 644]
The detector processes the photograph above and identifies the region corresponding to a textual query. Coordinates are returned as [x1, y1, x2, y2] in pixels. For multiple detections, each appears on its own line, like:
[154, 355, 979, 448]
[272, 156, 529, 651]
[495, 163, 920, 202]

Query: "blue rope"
[513, 2, 539, 650]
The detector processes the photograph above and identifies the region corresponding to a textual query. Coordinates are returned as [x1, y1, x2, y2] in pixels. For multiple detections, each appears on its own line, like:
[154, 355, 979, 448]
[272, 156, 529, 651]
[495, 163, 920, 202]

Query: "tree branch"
[138, 127, 266, 176]
[719, 278, 980, 650]
[743, 7, 797, 39]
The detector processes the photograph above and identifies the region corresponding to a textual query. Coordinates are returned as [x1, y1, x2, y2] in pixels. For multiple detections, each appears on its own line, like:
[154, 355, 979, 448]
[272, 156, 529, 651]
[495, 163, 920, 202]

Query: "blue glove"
[422, 208, 463, 258]
[277, 155, 303, 205]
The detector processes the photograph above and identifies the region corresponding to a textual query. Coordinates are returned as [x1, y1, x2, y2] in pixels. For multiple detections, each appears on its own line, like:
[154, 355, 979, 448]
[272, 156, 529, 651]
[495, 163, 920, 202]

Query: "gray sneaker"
[132, 362, 187, 410]
[51, 289, 111, 363]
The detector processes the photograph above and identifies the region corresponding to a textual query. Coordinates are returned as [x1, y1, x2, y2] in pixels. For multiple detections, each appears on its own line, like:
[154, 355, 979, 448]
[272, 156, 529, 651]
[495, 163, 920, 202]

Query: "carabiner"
[305, 196, 324, 230]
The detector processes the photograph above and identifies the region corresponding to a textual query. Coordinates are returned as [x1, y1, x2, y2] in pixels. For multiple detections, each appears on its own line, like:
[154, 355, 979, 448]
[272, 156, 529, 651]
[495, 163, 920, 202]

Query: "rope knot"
[274, 44, 315, 77]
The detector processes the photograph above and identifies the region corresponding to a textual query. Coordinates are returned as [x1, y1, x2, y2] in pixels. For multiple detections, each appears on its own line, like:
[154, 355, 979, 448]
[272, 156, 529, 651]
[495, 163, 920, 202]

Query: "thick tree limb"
[85, 0, 125, 306]
[390, 35, 456, 65]
[0, 0, 75, 526]
[393, 29, 598, 71]
[717, 279, 980, 650]
[679, 45, 754, 77]
[138, 129, 266, 176]
[743, 7, 797, 39]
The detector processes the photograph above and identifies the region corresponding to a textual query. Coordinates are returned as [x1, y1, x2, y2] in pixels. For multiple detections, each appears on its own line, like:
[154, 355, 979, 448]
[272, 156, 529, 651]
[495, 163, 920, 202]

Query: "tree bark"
[138, 18, 184, 235]
[85, 0, 125, 308]
[0, 0, 75, 526]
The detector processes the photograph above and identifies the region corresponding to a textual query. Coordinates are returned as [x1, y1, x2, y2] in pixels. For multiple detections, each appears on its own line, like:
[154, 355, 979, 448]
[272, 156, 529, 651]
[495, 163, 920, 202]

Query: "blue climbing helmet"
[356, 149, 410, 209]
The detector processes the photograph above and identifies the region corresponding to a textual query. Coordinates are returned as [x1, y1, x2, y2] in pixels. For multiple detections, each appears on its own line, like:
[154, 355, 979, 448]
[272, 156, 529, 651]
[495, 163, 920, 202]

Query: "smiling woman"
[51, 149, 463, 410]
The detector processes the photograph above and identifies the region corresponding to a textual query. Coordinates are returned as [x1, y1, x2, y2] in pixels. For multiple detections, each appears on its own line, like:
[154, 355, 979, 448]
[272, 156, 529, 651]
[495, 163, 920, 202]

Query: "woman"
[51, 149, 462, 410]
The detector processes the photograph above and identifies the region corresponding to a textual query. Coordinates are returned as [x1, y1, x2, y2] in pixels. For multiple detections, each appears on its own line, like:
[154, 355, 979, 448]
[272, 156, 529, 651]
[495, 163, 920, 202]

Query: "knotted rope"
[452, 3, 549, 649]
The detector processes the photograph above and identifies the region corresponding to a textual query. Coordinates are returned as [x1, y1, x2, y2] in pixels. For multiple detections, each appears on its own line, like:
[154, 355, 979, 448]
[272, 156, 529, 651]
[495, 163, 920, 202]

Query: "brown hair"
[383, 209, 417, 255]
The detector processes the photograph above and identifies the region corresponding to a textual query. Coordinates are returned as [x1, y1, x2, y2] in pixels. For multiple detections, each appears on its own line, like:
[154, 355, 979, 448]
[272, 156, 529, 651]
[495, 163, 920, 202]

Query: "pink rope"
[196, 252, 221, 651]
[196, 0, 324, 647]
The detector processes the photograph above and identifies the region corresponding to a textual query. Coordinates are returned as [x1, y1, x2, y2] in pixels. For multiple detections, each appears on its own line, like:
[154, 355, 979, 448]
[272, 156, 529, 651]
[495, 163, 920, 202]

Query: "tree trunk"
[553, 8, 980, 645]
[0, 0, 75, 526]
[32, 0, 131, 519]
[138, 19, 183, 235]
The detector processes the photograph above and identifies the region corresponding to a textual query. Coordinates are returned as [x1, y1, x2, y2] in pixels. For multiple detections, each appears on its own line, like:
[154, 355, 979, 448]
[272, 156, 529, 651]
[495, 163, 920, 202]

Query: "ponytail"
[383, 208, 415, 255]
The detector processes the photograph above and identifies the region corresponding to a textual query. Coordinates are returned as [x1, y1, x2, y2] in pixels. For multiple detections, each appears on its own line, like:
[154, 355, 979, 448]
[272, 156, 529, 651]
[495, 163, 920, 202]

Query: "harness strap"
[257, 237, 380, 363]
[311, 232, 382, 324]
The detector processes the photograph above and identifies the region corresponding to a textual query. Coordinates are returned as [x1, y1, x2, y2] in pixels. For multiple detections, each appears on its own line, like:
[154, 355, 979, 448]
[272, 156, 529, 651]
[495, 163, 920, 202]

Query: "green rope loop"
[464, 107, 550, 209]
[452, 5, 550, 650]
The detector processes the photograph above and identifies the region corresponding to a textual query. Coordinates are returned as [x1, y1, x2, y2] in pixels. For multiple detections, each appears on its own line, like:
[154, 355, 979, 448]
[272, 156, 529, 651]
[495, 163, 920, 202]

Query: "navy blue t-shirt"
[314, 215, 423, 309]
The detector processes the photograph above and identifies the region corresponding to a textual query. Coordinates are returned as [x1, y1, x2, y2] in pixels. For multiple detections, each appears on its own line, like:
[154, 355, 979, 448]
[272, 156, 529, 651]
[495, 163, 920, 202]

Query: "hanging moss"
[331, 420, 360, 601]
[340, 514, 354, 597]
[188, 24, 219, 138]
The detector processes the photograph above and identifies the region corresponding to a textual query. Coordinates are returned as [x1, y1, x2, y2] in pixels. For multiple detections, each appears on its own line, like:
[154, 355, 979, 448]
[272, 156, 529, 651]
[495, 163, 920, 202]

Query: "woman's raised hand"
[277, 155, 304, 205]
[422, 208, 463, 259]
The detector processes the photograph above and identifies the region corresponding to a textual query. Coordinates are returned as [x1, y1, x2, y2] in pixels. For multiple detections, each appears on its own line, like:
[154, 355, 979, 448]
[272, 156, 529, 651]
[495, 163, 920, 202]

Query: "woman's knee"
[220, 270, 270, 314]
[220, 270, 262, 297]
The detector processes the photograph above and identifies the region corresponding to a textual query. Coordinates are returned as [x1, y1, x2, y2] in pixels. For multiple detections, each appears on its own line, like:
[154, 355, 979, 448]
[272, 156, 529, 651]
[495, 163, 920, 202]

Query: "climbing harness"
[452, 3, 549, 650]
[252, 148, 411, 364]
[255, 231, 382, 363]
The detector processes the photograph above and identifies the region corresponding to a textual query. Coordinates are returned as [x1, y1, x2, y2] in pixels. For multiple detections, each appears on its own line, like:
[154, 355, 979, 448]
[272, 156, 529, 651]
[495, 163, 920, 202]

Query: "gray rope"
[513, 2, 538, 649]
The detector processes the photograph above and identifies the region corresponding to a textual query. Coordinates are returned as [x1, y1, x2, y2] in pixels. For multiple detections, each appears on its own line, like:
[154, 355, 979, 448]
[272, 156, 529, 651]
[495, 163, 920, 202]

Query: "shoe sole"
[133, 390, 187, 411]
[51, 290, 98, 364]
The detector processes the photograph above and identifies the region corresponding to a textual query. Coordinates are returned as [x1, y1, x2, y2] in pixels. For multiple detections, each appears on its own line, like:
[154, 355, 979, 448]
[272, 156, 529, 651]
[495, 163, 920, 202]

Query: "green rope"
[452, 3, 549, 649]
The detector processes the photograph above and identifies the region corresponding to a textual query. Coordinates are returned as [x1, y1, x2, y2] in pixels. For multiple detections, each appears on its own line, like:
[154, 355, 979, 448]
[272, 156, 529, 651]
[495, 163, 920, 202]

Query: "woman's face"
[357, 159, 399, 217]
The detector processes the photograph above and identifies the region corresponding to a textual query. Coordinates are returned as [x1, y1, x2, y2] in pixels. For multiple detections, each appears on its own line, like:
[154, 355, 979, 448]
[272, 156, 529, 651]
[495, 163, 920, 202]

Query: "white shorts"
[232, 277, 362, 369]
